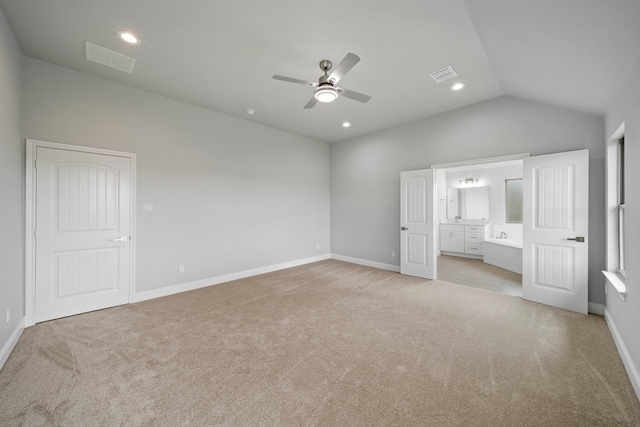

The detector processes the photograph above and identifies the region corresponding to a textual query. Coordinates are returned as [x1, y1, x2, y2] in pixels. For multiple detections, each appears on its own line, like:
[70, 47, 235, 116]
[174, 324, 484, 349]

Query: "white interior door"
[400, 169, 436, 279]
[35, 147, 132, 322]
[523, 149, 589, 314]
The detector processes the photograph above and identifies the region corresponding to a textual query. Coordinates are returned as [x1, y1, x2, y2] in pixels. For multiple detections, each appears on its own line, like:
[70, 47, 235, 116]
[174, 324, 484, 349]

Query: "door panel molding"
[533, 244, 574, 291]
[25, 139, 136, 326]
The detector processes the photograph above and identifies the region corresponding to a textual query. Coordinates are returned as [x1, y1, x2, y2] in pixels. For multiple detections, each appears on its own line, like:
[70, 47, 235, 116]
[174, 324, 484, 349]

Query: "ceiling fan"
[273, 52, 371, 109]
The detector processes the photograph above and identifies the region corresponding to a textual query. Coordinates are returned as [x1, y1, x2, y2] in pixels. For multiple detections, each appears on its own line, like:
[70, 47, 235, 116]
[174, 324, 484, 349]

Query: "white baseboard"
[588, 302, 604, 315]
[0, 317, 26, 371]
[604, 307, 640, 402]
[133, 254, 331, 303]
[330, 254, 400, 273]
[440, 251, 483, 260]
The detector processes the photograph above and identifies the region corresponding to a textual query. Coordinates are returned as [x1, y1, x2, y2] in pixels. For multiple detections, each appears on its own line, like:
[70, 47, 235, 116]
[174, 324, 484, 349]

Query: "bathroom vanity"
[439, 223, 489, 259]
[441, 184, 489, 259]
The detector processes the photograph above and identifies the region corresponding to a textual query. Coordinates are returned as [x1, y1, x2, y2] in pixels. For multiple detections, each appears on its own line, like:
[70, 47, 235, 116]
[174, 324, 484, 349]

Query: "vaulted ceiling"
[2, 0, 639, 143]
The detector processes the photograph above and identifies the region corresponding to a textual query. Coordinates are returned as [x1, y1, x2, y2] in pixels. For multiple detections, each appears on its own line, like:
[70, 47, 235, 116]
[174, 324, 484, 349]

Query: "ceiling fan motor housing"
[318, 75, 332, 86]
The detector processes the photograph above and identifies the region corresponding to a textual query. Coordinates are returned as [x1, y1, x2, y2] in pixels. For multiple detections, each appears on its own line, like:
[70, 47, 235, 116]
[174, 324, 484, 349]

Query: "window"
[505, 179, 523, 223]
[617, 137, 626, 276]
[603, 130, 626, 299]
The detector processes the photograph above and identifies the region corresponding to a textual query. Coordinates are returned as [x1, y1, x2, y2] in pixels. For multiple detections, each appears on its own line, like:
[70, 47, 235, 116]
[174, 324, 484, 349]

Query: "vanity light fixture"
[459, 177, 479, 186]
[117, 31, 140, 45]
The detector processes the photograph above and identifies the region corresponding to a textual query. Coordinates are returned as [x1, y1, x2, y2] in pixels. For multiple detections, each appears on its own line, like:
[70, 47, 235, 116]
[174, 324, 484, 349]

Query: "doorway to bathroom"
[424, 149, 590, 314]
[433, 155, 524, 297]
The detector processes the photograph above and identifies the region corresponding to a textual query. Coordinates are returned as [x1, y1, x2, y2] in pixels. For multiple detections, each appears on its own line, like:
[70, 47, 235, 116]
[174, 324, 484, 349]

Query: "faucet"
[499, 231, 508, 239]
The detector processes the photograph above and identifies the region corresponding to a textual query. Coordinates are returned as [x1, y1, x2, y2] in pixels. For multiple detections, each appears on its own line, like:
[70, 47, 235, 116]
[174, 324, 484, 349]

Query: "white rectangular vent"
[85, 41, 136, 74]
[430, 65, 457, 83]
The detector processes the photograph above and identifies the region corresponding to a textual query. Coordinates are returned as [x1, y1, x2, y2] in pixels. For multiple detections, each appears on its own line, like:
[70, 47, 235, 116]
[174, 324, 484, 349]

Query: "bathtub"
[483, 238, 522, 274]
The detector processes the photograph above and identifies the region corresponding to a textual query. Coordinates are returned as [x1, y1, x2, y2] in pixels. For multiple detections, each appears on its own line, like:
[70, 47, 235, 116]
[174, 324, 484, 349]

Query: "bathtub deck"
[483, 239, 523, 274]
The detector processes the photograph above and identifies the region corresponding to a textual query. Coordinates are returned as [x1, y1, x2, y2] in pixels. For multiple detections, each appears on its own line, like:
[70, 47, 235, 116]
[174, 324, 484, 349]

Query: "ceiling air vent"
[85, 41, 136, 74]
[429, 65, 457, 83]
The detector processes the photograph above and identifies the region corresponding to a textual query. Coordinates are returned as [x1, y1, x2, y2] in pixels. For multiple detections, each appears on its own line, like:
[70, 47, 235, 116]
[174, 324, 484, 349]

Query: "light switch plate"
[142, 203, 154, 212]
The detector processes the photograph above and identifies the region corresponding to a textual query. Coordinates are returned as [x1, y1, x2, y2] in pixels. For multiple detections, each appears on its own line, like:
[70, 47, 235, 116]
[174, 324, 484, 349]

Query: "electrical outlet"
[391, 251, 396, 258]
[5, 309, 9, 324]
[316, 243, 320, 250]
[179, 265, 185, 273]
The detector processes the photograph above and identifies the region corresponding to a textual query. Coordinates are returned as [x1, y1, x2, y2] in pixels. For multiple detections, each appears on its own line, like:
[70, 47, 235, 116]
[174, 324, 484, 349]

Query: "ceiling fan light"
[314, 86, 338, 103]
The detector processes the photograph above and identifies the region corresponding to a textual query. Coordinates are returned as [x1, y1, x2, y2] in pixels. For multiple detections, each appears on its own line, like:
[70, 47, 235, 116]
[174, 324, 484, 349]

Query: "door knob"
[401, 227, 409, 230]
[112, 236, 129, 242]
[567, 237, 585, 242]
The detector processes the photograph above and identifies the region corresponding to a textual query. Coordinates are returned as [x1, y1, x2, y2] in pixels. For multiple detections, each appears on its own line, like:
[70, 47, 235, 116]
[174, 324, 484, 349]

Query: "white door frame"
[431, 152, 531, 170]
[25, 139, 137, 327]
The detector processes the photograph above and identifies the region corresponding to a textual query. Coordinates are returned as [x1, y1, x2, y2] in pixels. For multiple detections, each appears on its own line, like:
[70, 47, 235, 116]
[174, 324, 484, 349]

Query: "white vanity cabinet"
[440, 224, 488, 258]
[464, 225, 486, 255]
[440, 225, 464, 253]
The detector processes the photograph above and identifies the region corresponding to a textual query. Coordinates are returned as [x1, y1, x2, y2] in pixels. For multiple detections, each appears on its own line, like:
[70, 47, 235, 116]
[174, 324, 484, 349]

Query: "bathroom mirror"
[505, 179, 523, 223]
[447, 186, 489, 220]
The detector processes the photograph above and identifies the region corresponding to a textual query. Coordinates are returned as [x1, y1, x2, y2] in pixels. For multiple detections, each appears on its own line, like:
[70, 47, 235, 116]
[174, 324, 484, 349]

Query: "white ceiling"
[2, 0, 639, 143]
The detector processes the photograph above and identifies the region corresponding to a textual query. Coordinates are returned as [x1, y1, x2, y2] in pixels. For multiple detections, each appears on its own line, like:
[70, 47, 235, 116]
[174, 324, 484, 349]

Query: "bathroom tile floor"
[437, 255, 523, 297]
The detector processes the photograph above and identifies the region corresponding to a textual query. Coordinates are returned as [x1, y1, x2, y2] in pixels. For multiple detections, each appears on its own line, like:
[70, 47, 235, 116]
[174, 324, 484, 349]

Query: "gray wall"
[605, 54, 640, 389]
[23, 58, 330, 294]
[0, 8, 24, 358]
[330, 95, 606, 304]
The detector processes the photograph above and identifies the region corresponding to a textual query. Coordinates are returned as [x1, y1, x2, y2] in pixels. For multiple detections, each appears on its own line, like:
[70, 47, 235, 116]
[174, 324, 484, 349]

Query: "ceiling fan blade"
[273, 75, 316, 86]
[303, 97, 318, 109]
[327, 53, 360, 84]
[339, 88, 371, 103]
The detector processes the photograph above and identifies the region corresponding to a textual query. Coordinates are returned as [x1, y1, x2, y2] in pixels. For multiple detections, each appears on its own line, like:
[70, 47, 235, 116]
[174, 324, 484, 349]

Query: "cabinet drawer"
[465, 232, 484, 243]
[465, 225, 485, 233]
[465, 243, 483, 255]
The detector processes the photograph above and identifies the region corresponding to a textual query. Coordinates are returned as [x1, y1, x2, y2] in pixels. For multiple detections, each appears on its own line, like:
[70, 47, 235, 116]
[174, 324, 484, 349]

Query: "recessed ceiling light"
[451, 83, 465, 91]
[117, 31, 140, 45]
[245, 108, 256, 115]
[342, 122, 351, 128]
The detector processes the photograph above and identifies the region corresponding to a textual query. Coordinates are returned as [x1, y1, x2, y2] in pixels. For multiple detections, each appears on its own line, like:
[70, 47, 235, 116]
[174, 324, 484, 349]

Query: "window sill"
[602, 271, 626, 301]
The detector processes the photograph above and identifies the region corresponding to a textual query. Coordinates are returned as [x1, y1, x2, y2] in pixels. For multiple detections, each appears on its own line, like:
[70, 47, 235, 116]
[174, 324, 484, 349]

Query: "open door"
[400, 169, 436, 279]
[523, 149, 589, 314]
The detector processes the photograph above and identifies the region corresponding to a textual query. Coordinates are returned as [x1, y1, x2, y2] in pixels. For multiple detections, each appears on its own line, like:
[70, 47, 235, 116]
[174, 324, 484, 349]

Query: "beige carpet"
[1, 260, 639, 426]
